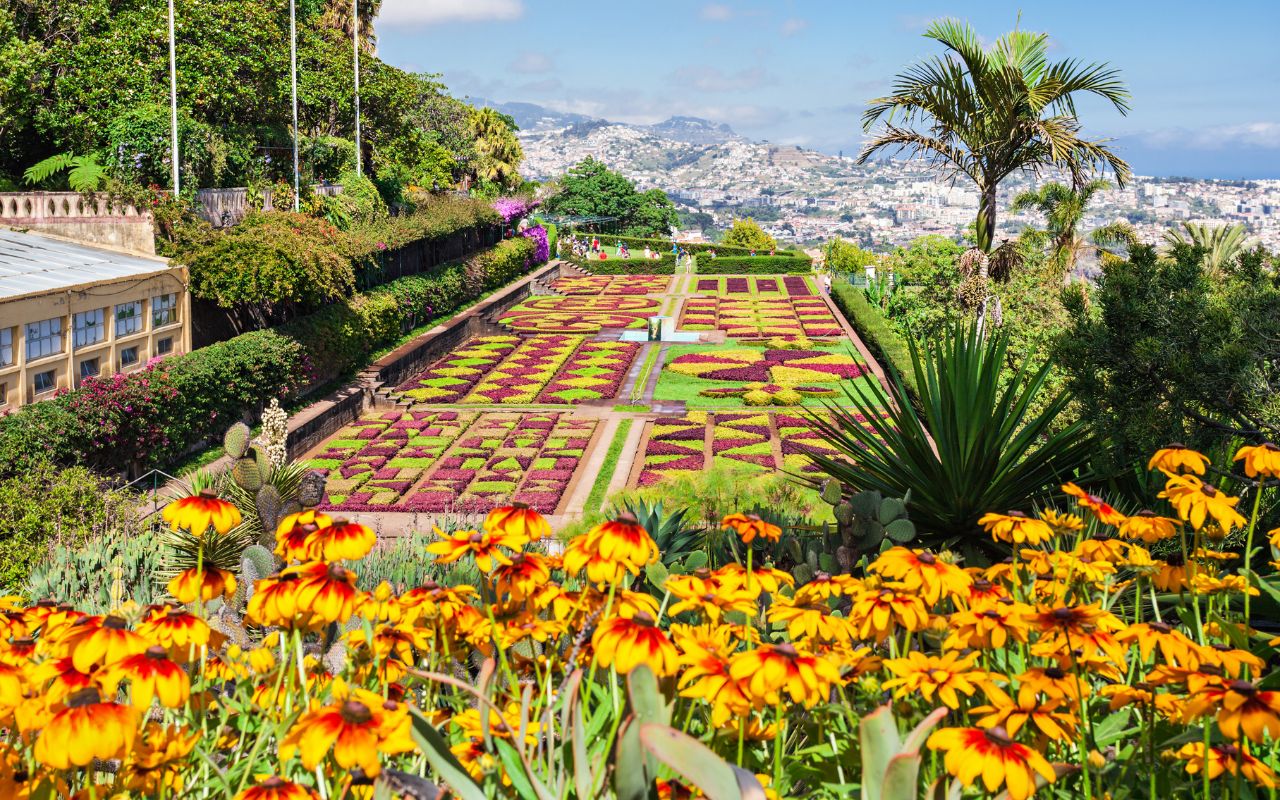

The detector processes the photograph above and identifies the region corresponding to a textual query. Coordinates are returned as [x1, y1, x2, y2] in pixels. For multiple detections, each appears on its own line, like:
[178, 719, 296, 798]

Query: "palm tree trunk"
[979, 184, 998, 252]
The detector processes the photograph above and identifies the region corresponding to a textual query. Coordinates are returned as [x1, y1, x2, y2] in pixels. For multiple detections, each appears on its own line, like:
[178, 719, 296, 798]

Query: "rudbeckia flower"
[66, 615, 149, 673]
[1119, 621, 1200, 667]
[162, 490, 242, 535]
[292, 562, 362, 625]
[490, 553, 553, 601]
[103, 646, 190, 708]
[564, 514, 658, 585]
[882, 651, 987, 709]
[1149, 444, 1210, 475]
[927, 726, 1056, 800]
[246, 571, 303, 628]
[1061, 483, 1126, 526]
[120, 723, 201, 795]
[977, 511, 1055, 546]
[427, 527, 524, 573]
[767, 595, 852, 642]
[721, 513, 781, 544]
[485, 503, 551, 541]
[308, 518, 376, 562]
[281, 690, 415, 777]
[275, 510, 333, 561]
[1158, 474, 1247, 533]
[137, 605, 220, 656]
[234, 777, 320, 800]
[1186, 679, 1280, 742]
[944, 602, 1032, 650]
[33, 687, 138, 770]
[1117, 510, 1180, 543]
[1234, 442, 1280, 479]
[1178, 742, 1278, 789]
[847, 585, 929, 642]
[669, 579, 757, 624]
[592, 611, 679, 676]
[870, 547, 971, 605]
[970, 685, 1079, 742]
[728, 643, 840, 708]
[1153, 554, 1190, 592]
[167, 565, 238, 605]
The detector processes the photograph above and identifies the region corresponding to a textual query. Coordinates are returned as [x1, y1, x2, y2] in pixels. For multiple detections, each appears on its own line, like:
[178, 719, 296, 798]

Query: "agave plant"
[805, 323, 1094, 560]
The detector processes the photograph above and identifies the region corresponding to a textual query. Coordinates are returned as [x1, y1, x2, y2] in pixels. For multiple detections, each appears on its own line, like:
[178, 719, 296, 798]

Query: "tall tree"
[720, 218, 776, 251]
[860, 18, 1132, 252]
[543, 157, 677, 236]
[1161, 221, 1250, 273]
[468, 106, 523, 190]
[1011, 180, 1135, 274]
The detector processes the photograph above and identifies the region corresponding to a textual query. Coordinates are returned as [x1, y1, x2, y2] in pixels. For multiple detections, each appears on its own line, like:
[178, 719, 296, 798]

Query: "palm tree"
[1011, 180, 1136, 273]
[1161, 221, 1250, 273]
[860, 19, 1132, 252]
[468, 107, 524, 189]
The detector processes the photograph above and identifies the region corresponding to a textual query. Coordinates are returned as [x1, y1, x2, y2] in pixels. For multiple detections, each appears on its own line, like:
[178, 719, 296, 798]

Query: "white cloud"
[668, 65, 775, 93]
[700, 4, 733, 21]
[378, 0, 523, 26]
[1143, 122, 1280, 150]
[780, 18, 808, 37]
[509, 51, 554, 74]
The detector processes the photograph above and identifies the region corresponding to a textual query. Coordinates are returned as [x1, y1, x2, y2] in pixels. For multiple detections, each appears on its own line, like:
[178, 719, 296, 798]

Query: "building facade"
[0, 228, 190, 410]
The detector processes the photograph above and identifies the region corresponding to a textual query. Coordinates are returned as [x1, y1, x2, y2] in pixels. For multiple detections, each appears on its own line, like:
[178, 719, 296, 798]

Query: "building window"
[0, 383, 7, 408]
[152, 293, 179, 328]
[119, 346, 139, 367]
[25, 317, 62, 361]
[73, 308, 106, 350]
[33, 370, 55, 395]
[115, 301, 143, 337]
[156, 337, 173, 355]
[79, 358, 100, 381]
[0, 328, 11, 367]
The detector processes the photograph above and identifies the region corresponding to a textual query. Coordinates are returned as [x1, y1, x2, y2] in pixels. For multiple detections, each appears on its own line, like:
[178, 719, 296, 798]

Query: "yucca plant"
[805, 322, 1094, 560]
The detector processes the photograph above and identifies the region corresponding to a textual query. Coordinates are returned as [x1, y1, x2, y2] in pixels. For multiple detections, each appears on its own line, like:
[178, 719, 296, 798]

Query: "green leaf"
[684, 550, 709, 570]
[408, 708, 486, 800]
[626, 664, 671, 725]
[639, 723, 768, 800]
[884, 518, 916, 543]
[859, 705, 902, 800]
[881, 753, 923, 800]
[614, 719, 649, 800]
[1090, 709, 1133, 747]
[646, 560, 670, 592]
[494, 738, 539, 800]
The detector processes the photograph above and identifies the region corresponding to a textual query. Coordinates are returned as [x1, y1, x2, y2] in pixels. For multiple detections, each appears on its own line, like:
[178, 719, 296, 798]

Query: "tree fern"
[22, 152, 107, 191]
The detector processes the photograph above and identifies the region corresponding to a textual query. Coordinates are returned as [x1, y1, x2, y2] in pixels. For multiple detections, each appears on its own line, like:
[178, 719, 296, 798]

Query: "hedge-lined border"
[694, 254, 813, 275]
[828, 282, 920, 400]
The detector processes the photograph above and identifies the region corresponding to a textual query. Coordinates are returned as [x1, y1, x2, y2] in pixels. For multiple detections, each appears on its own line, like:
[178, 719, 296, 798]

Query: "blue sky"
[373, 0, 1280, 179]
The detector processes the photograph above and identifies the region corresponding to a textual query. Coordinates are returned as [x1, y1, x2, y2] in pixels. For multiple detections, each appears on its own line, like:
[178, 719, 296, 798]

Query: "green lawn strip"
[614, 404, 651, 412]
[583, 419, 634, 514]
[629, 346, 663, 402]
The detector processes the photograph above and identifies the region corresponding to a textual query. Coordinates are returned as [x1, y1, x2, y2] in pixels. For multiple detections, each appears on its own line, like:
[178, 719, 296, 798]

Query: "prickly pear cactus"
[223, 422, 252, 460]
[810, 480, 917, 574]
[231, 457, 262, 493]
[298, 471, 327, 508]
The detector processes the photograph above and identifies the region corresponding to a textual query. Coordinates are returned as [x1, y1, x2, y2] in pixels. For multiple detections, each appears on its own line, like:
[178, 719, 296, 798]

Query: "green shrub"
[830, 281, 919, 400]
[0, 460, 142, 590]
[334, 170, 388, 224]
[571, 233, 807, 258]
[24, 527, 165, 612]
[694, 255, 812, 274]
[573, 255, 678, 275]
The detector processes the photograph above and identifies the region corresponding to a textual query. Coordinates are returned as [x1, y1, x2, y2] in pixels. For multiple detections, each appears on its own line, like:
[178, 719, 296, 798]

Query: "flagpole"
[290, 0, 300, 211]
[167, 0, 180, 195]
[353, 0, 362, 178]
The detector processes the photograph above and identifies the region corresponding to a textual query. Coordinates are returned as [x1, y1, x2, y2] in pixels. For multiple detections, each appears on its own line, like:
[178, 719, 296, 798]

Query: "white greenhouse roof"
[0, 227, 174, 302]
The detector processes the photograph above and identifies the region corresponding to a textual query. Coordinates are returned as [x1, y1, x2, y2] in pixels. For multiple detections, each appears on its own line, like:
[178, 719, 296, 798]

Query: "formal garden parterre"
[552, 274, 672, 295]
[498, 295, 662, 333]
[679, 296, 844, 339]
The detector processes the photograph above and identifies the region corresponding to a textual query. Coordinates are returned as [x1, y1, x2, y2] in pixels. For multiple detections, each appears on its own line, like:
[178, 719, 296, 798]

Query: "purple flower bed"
[697, 279, 718, 292]
[493, 197, 537, 224]
[756, 279, 778, 292]
[521, 225, 550, 264]
[726, 277, 750, 293]
[647, 441, 703, 456]
[654, 426, 705, 441]
[783, 276, 811, 296]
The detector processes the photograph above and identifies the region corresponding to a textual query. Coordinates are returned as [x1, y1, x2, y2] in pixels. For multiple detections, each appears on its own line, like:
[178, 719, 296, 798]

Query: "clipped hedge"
[568, 232, 806, 258]
[0, 237, 539, 478]
[571, 255, 678, 275]
[829, 282, 919, 400]
[695, 254, 813, 274]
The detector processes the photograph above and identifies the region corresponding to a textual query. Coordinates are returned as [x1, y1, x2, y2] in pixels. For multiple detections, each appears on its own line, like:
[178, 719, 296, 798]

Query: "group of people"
[563, 235, 667, 261]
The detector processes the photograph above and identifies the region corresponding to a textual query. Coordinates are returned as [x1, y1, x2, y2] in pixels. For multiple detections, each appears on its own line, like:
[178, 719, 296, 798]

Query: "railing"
[123, 468, 183, 520]
[195, 184, 344, 228]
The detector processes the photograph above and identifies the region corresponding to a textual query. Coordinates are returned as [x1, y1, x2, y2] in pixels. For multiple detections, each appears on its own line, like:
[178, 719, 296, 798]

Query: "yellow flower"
[102, 646, 191, 708]
[308, 518, 376, 562]
[927, 726, 1056, 800]
[1178, 742, 1278, 789]
[944, 602, 1032, 650]
[978, 511, 1054, 546]
[427, 527, 524, 573]
[1185, 679, 1280, 742]
[162, 490, 242, 534]
[1061, 483, 1126, 526]
[970, 684, 1078, 742]
[882, 651, 986, 709]
[65, 615, 149, 673]
[33, 687, 138, 770]
[234, 777, 321, 800]
[847, 585, 929, 642]
[564, 514, 658, 585]
[767, 595, 851, 642]
[870, 547, 971, 605]
[1191, 573, 1258, 597]
[167, 566, 237, 605]
[275, 509, 333, 561]
[1038, 509, 1084, 534]
[728, 643, 840, 709]
[1234, 442, 1280, 479]
[279, 688, 414, 777]
[485, 503, 551, 541]
[721, 513, 781, 544]
[120, 723, 201, 795]
[668, 576, 757, 623]
[1117, 510, 1180, 543]
[1149, 445, 1210, 475]
[1158, 473, 1247, 533]
[591, 612, 679, 676]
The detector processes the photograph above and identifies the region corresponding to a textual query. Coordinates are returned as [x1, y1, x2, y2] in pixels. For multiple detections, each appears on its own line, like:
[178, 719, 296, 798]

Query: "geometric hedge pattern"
[678, 297, 843, 339]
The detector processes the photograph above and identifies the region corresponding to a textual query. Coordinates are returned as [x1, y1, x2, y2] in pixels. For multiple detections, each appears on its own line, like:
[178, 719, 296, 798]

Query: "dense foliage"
[0, 0, 512, 193]
[695, 254, 812, 275]
[1060, 244, 1280, 468]
[0, 459, 141, 588]
[719, 217, 778, 252]
[543, 157, 679, 236]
